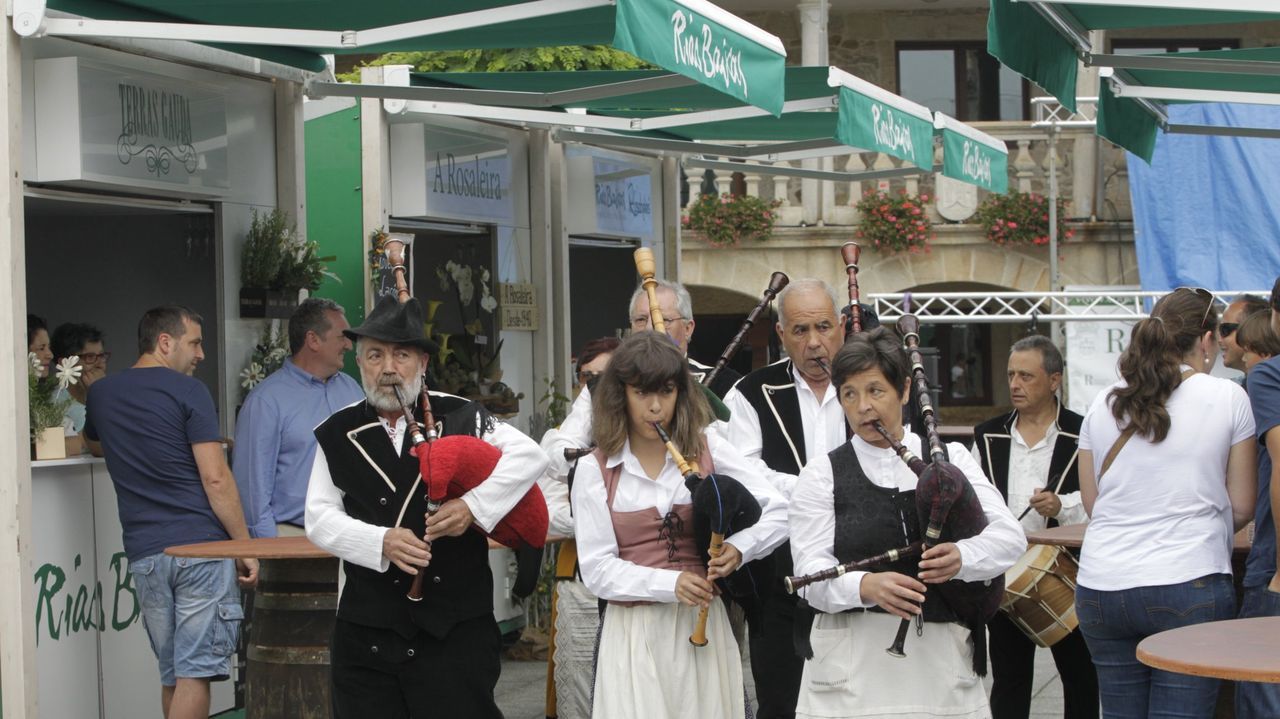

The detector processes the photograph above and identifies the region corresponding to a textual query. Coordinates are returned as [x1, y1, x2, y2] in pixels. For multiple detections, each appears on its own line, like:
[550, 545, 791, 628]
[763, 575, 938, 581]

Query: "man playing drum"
[971, 336, 1099, 719]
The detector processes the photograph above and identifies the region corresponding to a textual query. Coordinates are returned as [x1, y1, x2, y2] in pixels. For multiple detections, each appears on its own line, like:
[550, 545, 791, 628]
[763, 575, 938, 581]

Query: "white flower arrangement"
[240, 362, 266, 390]
[55, 356, 82, 391]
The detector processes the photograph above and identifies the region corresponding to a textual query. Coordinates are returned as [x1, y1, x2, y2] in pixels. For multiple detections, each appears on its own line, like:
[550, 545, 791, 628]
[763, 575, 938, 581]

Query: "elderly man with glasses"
[541, 278, 741, 481]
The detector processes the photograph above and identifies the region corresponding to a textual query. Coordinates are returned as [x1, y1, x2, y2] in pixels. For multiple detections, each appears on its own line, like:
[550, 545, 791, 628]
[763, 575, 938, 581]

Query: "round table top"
[1137, 617, 1280, 683]
[166, 536, 332, 560]
[1026, 523, 1252, 553]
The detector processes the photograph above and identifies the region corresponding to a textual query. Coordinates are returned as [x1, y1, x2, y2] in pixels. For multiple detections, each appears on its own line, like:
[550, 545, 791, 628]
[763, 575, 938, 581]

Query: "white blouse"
[571, 431, 789, 603]
[790, 432, 1026, 614]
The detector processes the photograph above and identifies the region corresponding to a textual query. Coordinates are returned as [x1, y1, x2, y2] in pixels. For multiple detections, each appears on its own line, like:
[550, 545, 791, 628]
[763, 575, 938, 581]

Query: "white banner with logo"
[1063, 284, 1139, 415]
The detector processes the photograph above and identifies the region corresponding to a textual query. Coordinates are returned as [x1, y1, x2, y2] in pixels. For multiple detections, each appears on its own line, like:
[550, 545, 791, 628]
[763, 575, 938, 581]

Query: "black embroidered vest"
[829, 443, 959, 625]
[313, 393, 495, 639]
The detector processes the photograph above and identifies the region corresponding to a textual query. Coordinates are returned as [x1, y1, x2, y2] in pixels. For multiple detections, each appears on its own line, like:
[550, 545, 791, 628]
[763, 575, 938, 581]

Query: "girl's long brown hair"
[1109, 288, 1217, 442]
[591, 331, 712, 459]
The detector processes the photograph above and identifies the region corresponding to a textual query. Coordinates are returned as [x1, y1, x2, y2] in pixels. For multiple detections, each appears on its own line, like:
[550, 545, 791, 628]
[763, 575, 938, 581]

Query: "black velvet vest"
[313, 393, 494, 639]
[829, 443, 958, 624]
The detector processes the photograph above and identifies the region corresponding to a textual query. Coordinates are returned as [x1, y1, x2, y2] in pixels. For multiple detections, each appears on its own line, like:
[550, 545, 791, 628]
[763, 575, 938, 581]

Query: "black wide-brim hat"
[344, 295, 440, 354]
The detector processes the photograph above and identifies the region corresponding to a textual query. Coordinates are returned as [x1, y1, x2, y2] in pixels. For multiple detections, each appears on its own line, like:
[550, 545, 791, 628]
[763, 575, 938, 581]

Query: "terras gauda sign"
[117, 83, 198, 177]
[33, 57, 230, 193]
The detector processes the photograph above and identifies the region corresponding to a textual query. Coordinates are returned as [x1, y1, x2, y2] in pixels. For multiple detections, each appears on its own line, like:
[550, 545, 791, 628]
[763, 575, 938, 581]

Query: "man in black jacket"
[305, 296, 546, 718]
[971, 335, 1097, 719]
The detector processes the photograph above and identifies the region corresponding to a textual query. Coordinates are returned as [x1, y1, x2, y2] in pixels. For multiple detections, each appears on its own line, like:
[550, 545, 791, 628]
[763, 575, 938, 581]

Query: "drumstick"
[1017, 472, 1063, 521]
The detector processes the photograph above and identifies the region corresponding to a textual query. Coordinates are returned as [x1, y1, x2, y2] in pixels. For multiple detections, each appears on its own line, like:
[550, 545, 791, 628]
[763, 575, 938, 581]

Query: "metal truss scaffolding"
[868, 290, 1270, 324]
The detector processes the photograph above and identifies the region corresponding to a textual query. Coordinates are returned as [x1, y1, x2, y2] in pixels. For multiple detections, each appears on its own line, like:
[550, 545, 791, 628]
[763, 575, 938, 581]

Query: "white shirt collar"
[790, 362, 837, 404]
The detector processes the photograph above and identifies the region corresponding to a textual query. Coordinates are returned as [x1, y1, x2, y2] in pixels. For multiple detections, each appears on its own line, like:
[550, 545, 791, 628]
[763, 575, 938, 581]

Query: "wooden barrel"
[246, 557, 339, 719]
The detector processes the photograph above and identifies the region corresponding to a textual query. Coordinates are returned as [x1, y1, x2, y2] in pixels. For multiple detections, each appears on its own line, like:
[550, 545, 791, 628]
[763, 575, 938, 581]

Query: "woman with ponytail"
[1075, 287, 1258, 718]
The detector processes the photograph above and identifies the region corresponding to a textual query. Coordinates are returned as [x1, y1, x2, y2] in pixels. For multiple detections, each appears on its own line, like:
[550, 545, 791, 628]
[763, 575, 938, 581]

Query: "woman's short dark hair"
[1237, 312, 1280, 358]
[575, 337, 621, 375]
[831, 326, 910, 398]
[51, 323, 105, 363]
[591, 332, 711, 459]
[27, 314, 47, 346]
[1109, 287, 1219, 442]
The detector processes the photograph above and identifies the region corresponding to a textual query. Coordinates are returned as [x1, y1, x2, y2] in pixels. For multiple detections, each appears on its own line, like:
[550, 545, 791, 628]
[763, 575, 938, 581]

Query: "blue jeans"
[1235, 585, 1280, 718]
[1076, 574, 1235, 719]
[129, 553, 243, 686]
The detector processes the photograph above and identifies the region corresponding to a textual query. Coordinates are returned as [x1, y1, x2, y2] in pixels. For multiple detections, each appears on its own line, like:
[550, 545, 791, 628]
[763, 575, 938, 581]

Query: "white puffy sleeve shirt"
[571, 432, 789, 603]
[790, 432, 1026, 614]
[540, 386, 595, 482]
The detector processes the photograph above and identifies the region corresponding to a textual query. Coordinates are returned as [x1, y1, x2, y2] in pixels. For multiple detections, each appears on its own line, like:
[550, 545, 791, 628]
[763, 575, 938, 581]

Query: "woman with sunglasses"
[1076, 287, 1257, 718]
[571, 331, 786, 719]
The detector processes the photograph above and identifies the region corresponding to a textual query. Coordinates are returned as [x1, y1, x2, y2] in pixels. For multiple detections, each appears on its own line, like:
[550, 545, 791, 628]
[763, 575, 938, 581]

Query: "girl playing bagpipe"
[571, 331, 788, 719]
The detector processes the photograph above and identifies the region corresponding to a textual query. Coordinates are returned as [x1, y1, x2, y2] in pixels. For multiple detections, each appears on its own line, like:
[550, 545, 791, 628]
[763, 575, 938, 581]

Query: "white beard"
[364, 372, 424, 413]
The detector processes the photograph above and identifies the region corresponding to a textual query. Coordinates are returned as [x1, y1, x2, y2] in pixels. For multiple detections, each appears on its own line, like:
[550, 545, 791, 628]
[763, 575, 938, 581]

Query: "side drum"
[999, 544, 1079, 648]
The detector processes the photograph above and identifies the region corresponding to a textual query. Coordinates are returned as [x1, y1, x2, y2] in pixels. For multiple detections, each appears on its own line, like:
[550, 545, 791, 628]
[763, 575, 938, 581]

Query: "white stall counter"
[31, 459, 234, 719]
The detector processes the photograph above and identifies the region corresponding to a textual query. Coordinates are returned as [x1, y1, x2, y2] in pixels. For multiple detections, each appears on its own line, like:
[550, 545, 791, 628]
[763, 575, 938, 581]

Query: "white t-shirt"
[1077, 370, 1254, 591]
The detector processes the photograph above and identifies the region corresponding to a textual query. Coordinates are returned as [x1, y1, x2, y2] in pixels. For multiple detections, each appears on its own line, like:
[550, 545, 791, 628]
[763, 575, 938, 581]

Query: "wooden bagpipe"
[652, 423, 761, 648]
[378, 233, 548, 602]
[786, 259, 1002, 662]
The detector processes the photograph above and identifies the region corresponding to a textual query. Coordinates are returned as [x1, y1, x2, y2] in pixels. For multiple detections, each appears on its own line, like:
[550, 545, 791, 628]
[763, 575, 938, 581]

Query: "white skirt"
[797, 611, 990, 719]
[592, 600, 746, 719]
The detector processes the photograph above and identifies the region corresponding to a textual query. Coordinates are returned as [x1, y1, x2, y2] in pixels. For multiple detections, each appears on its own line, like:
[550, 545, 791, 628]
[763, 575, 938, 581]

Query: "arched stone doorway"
[903, 281, 1037, 426]
[686, 284, 778, 376]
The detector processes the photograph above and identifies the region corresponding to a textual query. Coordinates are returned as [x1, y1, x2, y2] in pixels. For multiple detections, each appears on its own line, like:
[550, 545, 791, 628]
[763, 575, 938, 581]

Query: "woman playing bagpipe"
[570, 331, 788, 719]
[788, 327, 1025, 719]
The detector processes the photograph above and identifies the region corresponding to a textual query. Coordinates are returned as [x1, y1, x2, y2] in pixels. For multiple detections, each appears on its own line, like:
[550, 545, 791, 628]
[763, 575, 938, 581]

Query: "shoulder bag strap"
[1099, 369, 1195, 484]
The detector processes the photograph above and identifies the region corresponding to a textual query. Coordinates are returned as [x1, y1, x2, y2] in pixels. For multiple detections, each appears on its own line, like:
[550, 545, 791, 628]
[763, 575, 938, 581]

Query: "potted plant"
[239, 209, 289, 318]
[973, 191, 1073, 247]
[681, 192, 780, 247]
[239, 210, 335, 318]
[854, 189, 934, 255]
[29, 353, 77, 460]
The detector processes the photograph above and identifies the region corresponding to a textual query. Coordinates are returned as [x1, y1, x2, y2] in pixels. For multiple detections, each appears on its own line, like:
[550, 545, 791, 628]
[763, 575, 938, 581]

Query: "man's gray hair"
[289, 298, 345, 355]
[1010, 334, 1064, 376]
[776, 278, 839, 325]
[629, 279, 693, 320]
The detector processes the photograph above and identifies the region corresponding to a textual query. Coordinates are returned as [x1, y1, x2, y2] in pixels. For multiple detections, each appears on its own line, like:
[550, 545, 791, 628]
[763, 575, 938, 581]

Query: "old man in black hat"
[304, 295, 547, 718]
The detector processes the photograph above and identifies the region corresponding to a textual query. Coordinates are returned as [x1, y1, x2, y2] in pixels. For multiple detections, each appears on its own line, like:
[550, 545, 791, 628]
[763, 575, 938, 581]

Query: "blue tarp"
[1128, 103, 1280, 292]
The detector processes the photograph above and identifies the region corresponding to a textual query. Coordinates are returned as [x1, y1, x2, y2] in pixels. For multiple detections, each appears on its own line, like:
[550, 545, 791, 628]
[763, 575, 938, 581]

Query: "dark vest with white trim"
[731, 359, 810, 477]
[313, 393, 493, 639]
[972, 405, 1083, 529]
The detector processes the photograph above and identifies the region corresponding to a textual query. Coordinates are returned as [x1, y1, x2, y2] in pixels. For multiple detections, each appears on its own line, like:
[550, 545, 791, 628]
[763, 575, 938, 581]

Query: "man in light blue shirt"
[234, 298, 363, 537]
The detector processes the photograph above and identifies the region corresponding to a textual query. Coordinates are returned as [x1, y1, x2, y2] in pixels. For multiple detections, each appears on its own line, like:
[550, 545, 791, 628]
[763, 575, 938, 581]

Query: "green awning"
[43, 0, 788, 115]
[400, 66, 1008, 192]
[987, 0, 1280, 161]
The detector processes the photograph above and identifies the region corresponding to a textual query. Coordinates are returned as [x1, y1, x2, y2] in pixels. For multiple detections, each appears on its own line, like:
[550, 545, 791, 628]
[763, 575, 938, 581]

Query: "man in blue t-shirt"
[1237, 277, 1280, 718]
[85, 305, 258, 719]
